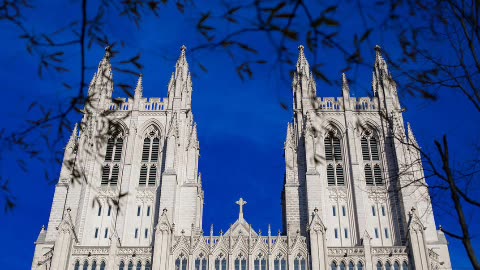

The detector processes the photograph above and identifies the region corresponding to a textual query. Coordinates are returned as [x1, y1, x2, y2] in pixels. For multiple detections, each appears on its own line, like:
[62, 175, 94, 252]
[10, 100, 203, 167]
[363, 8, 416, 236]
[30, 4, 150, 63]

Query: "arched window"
[176, 253, 188, 270]
[374, 165, 383, 185]
[139, 165, 148, 185]
[394, 262, 400, 270]
[101, 134, 124, 187]
[274, 255, 287, 270]
[234, 254, 247, 270]
[105, 138, 114, 161]
[83, 261, 89, 270]
[110, 165, 119, 186]
[385, 262, 391, 270]
[195, 253, 208, 270]
[128, 261, 134, 270]
[215, 254, 228, 270]
[139, 127, 161, 187]
[101, 165, 110, 185]
[402, 262, 408, 270]
[339, 262, 346, 270]
[119, 261, 125, 270]
[148, 165, 157, 186]
[331, 262, 337, 270]
[92, 260, 97, 270]
[151, 138, 160, 162]
[294, 255, 306, 270]
[336, 164, 344, 185]
[327, 164, 335, 185]
[348, 262, 354, 270]
[74, 261, 80, 270]
[361, 131, 383, 186]
[100, 262, 106, 270]
[365, 165, 373, 186]
[145, 261, 152, 270]
[357, 262, 364, 270]
[325, 131, 345, 186]
[136, 261, 142, 270]
[376, 261, 383, 270]
[254, 253, 267, 270]
[142, 138, 151, 162]
[114, 138, 123, 161]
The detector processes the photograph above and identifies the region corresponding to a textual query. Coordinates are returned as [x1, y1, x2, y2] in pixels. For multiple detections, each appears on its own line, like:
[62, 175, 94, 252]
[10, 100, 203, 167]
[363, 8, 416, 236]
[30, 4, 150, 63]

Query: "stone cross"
[236, 198, 247, 220]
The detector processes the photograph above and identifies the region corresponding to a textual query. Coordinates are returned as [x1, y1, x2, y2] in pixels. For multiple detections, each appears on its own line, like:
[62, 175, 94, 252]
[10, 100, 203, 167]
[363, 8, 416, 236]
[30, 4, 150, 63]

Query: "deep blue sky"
[0, 1, 478, 269]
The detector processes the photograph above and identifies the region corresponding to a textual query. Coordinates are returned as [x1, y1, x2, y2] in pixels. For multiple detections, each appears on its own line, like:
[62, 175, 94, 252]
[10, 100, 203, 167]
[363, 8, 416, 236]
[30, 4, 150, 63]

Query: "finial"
[278, 229, 281, 236]
[105, 46, 112, 59]
[41, 225, 45, 230]
[220, 229, 223, 236]
[342, 73, 348, 85]
[298, 45, 304, 52]
[210, 224, 214, 236]
[236, 198, 247, 220]
[268, 224, 271, 236]
[314, 207, 318, 213]
[258, 229, 262, 236]
[181, 45, 187, 54]
[374, 45, 381, 52]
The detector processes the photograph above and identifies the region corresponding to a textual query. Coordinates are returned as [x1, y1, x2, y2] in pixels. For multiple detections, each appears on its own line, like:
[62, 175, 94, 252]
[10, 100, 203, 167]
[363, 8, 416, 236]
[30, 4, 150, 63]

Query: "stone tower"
[32, 46, 451, 270]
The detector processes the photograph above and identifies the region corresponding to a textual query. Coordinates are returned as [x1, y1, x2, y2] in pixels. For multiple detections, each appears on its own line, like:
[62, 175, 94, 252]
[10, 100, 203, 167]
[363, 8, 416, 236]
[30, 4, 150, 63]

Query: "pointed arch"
[323, 122, 346, 187]
[138, 121, 163, 187]
[138, 119, 164, 139]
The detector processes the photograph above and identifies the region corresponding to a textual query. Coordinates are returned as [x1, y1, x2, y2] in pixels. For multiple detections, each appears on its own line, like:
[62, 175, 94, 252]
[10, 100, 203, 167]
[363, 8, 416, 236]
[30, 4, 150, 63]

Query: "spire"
[134, 74, 143, 99]
[296, 45, 310, 76]
[88, 46, 114, 107]
[174, 45, 189, 81]
[407, 122, 419, 147]
[374, 45, 389, 76]
[372, 45, 400, 109]
[168, 46, 193, 110]
[342, 73, 350, 99]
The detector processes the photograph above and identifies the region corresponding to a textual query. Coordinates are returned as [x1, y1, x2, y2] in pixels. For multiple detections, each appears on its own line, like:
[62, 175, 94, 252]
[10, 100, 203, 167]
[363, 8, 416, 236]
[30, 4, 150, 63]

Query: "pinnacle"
[104, 45, 112, 59]
[296, 44, 309, 74]
[134, 74, 143, 98]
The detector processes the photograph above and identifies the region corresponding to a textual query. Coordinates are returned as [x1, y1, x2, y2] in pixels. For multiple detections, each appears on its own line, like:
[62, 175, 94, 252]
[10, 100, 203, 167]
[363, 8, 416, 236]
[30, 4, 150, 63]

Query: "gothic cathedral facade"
[32, 46, 452, 270]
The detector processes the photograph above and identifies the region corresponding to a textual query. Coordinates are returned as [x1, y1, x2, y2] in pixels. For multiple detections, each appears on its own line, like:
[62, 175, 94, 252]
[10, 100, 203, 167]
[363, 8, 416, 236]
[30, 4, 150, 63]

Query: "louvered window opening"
[362, 135, 384, 186]
[325, 134, 345, 186]
[101, 136, 124, 187]
[139, 136, 160, 186]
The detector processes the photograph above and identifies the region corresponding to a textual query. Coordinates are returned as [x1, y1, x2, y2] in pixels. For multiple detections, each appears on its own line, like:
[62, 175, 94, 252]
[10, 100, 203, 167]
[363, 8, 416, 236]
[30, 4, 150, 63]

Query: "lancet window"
[215, 254, 228, 270]
[325, 130, 345, 186]
[176, 253, 188, 270]
[195, 253, 208, 270]
[101, 132, 124, 186]
[254, 253, 267, 270]
[139, 126, 161, 186]
[234, 254, 247, 270]
[274, 255, 287, 270]
[294, 255, 306, 270]
[361, 130, 384, 186]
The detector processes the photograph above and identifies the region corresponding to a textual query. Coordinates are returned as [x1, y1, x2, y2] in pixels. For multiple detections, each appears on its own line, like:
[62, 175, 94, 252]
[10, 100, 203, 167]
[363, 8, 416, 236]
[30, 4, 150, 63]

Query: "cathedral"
[32, 45, 452, 270]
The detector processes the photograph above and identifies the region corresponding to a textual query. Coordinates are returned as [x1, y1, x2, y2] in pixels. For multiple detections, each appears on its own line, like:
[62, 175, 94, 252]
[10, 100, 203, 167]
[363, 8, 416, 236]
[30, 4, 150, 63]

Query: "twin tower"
[32, 46, 452, 270]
